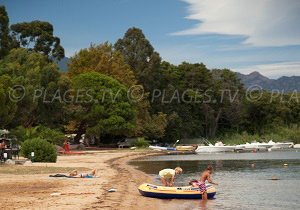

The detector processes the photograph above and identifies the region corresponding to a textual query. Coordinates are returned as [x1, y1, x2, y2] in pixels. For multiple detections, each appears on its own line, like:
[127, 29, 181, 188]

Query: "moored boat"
[269, 141, 294, 149]
[235, 140, 294, 151]
[176, 145, 195, 151]
[149, 146, 176, 151]
[195, 141, 235, 153]
[138, 183, 216, 199]
[294, 144, 300, 149]
[235, 141, 272, 150]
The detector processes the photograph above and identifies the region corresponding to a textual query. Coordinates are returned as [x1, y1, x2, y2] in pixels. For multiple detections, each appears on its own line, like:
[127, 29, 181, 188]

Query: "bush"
[11, 125, 64, 145]
[21, 138, 57, 162]
[216, 132, 260, 145]
[38, 126, 65, 146]
[217, 126, 300, 145]
[131, 137, 150, 148]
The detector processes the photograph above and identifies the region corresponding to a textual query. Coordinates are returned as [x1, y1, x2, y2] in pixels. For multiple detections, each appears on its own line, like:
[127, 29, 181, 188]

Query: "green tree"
[140, 112, 167, 140]
[157, 62, 213, 141]
[68, 42, 168, 141]
[114, 27, 162, 92]
[242, 92, 284, 134]
[11, 21, 64, 60]
[286, 94, 300, 127]
[0, 6, 12, 59]
[0, 75, 17, 127]
[204, 69, 244, 138]
[68, 43, 136, 87]
[11, 125, 64, 145]
[0, 48, 65, 128]
[71, 72, 136, 144]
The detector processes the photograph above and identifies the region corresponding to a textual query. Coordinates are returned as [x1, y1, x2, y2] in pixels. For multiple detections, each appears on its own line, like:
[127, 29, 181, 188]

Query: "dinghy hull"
[138, 183, 216, 199]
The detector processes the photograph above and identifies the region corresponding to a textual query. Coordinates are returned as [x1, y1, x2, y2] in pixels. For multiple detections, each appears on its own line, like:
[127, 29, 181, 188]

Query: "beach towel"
[49, 174, 99, 178]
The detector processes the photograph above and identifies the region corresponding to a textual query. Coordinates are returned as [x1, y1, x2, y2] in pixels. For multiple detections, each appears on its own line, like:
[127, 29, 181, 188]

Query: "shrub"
[11, 125, 64, 145]
[217, 126, 300, 145]
[21, 138, 57, 162]
[131, 137, 150, 148]
[216, 132, 260, 145]
[38, 126, 64, 146]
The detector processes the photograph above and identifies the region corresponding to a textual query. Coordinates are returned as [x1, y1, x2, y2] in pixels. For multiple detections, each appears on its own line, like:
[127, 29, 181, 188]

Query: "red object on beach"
[64, 142, 70, 152]
[59, 151, 86, 155]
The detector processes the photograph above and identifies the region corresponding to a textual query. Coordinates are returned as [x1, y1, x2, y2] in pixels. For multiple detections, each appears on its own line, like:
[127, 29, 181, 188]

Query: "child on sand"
[189, 165, 218, 200]
[159, 167, 183, 187]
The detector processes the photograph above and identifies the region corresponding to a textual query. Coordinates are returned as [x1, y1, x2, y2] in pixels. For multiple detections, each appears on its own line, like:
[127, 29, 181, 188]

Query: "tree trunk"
[209, 109, 222, 138]
[74, 122, 86, 144]
[204, 105, 222, 138]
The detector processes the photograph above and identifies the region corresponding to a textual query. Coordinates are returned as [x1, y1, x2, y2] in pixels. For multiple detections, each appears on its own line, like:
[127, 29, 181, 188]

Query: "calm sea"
[130, 150, 300, 210]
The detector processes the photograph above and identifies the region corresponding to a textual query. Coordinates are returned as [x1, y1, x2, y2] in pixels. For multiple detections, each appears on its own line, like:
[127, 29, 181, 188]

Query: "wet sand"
[0, 150, 164, 210]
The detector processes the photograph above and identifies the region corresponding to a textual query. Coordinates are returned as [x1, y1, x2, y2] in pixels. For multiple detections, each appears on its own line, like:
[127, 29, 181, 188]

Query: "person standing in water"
[189, 165, 218, 200]
[159, 167, 183, 186]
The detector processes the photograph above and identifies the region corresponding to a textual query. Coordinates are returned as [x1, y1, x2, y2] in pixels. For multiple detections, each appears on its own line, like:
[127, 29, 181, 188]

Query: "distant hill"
[236, 71, 300, 92]
[56, 57, 70, 72]
[54, 58, 299, 92]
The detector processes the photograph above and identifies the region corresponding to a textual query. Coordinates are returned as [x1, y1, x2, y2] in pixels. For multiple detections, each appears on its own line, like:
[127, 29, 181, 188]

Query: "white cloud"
[173, 0, 300, 46]
[234, 61, 300, 78]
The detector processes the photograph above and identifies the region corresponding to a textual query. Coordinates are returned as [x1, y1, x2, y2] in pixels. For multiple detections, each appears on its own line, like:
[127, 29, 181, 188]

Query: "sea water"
[130, 150, 300, 210]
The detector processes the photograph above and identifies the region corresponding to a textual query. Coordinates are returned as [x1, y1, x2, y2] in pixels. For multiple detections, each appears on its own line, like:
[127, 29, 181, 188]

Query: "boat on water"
[235, 141, 273, 150]
[235, 140, 294, 151]
[176, 145, 195, 151]
[294, 144, 300, 149]
[148, 145, 176, 151]
[268, 140, 294, 149]
[138, 183, 216, 199]
[195, 141, 235, 153]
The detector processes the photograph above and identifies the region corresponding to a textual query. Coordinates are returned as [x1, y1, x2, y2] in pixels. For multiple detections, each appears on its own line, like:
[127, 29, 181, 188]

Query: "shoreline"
[88, 151, 163, 210]
[0, 150, 163, 210]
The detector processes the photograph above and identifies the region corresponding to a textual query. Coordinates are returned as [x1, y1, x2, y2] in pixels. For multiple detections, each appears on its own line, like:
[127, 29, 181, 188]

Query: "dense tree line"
[0, 6, 299, 145]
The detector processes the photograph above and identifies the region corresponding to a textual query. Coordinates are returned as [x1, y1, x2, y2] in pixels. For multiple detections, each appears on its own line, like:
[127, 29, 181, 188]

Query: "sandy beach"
[0, 150, 163, 210]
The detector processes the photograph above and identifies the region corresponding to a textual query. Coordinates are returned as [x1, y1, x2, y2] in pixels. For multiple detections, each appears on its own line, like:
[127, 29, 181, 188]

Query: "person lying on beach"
[159, 167, 183, 187]
[49, 168, 98, 178]
[189, 165, 218, 200]
[69, 168, 98, 178]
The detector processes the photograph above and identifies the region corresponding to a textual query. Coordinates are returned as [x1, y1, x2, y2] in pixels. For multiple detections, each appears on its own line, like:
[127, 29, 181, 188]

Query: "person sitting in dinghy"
[189, 165, 218, 200]
[159, 167, 183, 187]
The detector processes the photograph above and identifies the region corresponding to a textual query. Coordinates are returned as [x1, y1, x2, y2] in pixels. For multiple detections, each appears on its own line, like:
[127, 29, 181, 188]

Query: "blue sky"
[2, 0, 300, 78]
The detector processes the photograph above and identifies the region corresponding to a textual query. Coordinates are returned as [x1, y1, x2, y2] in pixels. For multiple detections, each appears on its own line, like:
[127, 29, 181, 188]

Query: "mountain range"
[56, 57, 69, 72]
[236, 72, 300, 92]
[56, 57, 299, 92]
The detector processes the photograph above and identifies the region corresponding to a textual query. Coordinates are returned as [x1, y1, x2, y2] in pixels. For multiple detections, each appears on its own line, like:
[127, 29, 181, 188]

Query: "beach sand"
[0, 150, 164, 210]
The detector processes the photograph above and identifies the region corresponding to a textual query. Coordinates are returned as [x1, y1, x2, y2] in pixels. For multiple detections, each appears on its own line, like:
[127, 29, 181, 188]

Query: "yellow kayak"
[138, 183, 216, 199]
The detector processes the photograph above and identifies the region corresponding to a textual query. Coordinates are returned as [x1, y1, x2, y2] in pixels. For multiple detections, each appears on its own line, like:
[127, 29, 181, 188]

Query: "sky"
[1, 0, 300, 78]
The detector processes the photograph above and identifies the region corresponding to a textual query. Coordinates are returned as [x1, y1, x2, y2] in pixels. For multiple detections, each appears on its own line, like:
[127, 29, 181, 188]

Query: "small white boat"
[269, 140, 294, 149]
[195, 141, 235, 153]
[294, 144, 300, 149]
[236, 141, 273, 150]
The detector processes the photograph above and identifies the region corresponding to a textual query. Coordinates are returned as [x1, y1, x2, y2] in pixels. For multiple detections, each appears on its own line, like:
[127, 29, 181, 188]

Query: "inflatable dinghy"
[138, 183, 216, 199]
